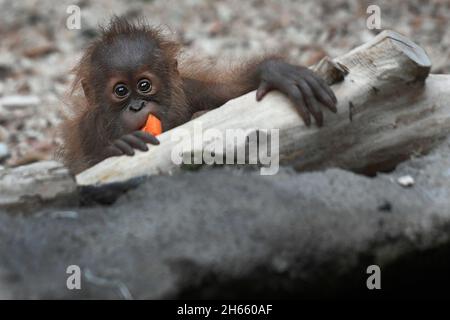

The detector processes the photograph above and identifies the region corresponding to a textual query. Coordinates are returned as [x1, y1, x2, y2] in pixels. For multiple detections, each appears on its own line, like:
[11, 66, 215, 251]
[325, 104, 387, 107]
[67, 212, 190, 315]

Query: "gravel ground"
[0, 0, 449, 168]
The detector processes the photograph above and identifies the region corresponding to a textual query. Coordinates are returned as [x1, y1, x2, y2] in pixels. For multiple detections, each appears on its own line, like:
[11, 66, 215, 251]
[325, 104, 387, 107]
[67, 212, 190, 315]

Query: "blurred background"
[0, 0, 449, 169]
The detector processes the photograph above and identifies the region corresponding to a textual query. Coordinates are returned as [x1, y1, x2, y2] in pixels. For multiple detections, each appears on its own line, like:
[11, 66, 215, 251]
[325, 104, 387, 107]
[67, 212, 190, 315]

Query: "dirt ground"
[0, 0, 449, 168]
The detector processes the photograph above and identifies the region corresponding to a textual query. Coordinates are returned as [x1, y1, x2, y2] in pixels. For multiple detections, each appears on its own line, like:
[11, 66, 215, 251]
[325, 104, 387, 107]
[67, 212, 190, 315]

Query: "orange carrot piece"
[141, 114, 162, 136]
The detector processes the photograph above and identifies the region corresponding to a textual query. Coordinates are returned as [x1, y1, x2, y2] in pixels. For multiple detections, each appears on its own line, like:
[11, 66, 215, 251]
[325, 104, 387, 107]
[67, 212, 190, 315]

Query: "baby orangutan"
[61, 17, 337, 173]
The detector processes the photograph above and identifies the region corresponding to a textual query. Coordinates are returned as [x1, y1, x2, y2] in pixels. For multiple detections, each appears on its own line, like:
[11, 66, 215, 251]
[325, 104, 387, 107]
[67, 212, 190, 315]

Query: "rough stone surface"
[1, 138, 449, 299]
[0, 160, 77, 212]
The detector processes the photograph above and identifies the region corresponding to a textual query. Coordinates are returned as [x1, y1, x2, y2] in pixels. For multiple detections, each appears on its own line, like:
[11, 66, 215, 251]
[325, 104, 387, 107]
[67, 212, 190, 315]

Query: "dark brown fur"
[60, 17, 337, 174]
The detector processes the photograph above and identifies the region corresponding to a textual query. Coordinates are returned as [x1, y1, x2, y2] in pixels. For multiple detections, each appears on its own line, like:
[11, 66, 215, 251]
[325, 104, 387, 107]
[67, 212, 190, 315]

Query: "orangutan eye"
[113, 84, 129, 98]
[137, 79, 152, 93]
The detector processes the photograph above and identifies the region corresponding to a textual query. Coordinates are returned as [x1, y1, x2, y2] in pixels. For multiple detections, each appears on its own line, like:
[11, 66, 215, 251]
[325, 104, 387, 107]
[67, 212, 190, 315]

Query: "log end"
[379, 30, 431, 69]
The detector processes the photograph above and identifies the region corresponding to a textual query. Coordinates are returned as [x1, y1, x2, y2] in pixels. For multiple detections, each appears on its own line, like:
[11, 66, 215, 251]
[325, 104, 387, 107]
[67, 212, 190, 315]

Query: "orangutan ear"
[81, 79, 94, 102]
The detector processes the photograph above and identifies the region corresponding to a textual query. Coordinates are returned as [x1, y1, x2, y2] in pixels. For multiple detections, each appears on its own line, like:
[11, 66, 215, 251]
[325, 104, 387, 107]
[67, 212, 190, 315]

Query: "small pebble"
[0, 143, 10, 161]
[0, 95, 40, 108]
[397, 175, 415, 187]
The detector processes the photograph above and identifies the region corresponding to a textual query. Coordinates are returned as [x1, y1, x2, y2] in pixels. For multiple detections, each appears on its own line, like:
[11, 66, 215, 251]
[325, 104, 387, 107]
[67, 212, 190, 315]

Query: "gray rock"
[0, 160, 78, 212]
[0, 137, 450, 299]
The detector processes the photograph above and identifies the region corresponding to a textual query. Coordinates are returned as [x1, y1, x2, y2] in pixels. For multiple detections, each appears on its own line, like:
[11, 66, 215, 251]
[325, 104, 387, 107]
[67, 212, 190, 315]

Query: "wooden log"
[77, 30, 447, 186]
